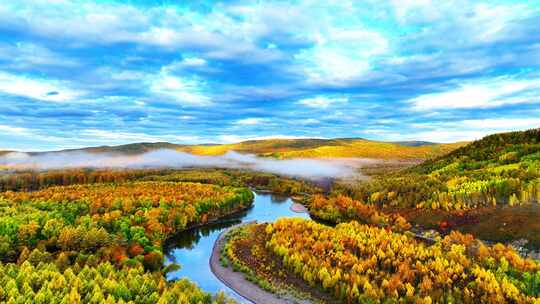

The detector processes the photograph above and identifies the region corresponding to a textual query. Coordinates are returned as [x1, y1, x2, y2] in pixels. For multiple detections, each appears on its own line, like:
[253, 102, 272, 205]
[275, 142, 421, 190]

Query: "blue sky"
[1, 0, 539, 151]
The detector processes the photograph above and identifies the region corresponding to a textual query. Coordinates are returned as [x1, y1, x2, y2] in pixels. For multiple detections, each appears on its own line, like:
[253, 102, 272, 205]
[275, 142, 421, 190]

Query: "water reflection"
[164, 191, 309, 302]
[164, 214, 246, 254]
[270, 194, 288, 204]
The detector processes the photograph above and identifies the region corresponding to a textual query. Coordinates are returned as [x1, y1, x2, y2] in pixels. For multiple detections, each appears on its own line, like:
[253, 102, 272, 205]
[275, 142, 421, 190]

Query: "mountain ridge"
[0, 138, 466, 160]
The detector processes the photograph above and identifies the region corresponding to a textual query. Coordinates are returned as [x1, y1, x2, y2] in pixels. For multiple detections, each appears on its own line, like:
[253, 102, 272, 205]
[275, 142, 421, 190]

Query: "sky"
[0, 0, 539, 151]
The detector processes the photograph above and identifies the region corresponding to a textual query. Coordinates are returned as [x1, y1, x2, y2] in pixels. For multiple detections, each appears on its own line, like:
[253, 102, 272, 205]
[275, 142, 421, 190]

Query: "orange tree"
[261, 218, 539, 303]
[0, 259, 235, 303]
[0, 181, 253, 270]
[334, 129, 540, 211]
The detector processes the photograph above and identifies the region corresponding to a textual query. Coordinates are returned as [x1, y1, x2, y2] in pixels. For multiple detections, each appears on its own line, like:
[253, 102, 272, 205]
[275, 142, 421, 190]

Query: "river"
[164, 191, 310, 303]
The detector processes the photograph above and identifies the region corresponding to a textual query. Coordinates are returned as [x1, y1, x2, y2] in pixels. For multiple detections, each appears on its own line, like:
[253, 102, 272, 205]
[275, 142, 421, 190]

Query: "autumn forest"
[0, 129, 537, 303]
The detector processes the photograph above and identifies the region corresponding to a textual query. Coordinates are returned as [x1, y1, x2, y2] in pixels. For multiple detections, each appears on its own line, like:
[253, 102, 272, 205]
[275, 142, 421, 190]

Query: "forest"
[3, 0, 538, 301]
[1, 129, 540, 303]
[223, 219, 540, 303]
[217, 129, 540, 303]
[0, 166, 323, 303]
[303, 129, 540, 246]
[0, 168, 319, 196]
[0, 261, 235, 304]
[0, 180, 253, 303]
[332, 129, 540, 211]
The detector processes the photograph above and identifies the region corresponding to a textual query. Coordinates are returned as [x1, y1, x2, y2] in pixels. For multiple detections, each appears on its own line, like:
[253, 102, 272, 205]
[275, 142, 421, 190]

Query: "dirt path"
[210, 222, 300, 304]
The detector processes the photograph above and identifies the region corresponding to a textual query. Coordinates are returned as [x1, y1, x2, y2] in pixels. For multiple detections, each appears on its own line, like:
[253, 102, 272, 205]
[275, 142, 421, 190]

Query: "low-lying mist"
[0, 149, 363, 179]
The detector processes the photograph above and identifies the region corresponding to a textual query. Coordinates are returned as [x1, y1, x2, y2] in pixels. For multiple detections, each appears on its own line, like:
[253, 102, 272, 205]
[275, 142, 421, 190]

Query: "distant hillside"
[413, 128, 540, 173]
[394, 141, 437, 147]
[1, 143, 181, 156]
[340, 128, 540, 210]
[331, 128, 540, 246]
[62, 142, 183, 155]
[4, 138, 466, 160]
[177, 138, 340, 156]
[179, 138, 466, 160]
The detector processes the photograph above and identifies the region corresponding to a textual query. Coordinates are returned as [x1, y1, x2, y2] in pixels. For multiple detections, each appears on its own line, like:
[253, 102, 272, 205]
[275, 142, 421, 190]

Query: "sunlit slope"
[178, 138, 339, 156]
[68, 142, 183, 155]
[337, 128, 540, 211]
[178, 138, 466, 159]
[412, 128, 540, 173]
[263, 139, 465, 159]
[9, 138, 465, 160]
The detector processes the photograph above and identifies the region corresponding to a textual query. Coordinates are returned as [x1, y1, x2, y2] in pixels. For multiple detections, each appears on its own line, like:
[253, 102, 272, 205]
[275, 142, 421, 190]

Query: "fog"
[0, 149, 362, 179]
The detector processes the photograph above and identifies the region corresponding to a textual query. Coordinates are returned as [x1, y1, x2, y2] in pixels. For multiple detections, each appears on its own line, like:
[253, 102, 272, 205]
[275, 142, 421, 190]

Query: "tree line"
[332, 129, 540, 211]
[226, 218, 539, 303]
[0, 181, 252, 303]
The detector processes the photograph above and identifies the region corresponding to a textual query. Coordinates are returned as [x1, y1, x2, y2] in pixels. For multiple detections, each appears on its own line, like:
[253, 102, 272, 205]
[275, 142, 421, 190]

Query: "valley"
[0, 130, 538, 303]
[3, 1, 538, 302]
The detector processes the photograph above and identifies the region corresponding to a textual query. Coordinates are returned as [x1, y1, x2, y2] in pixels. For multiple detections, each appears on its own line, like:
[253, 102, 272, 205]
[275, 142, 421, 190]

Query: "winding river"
[164, 191, 310, 303]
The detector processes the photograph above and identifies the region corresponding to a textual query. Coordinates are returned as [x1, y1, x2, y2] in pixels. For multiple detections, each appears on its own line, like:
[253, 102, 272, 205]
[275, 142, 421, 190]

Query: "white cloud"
[391, 0, 534, 45]
[298, 118, 320, 125]
[295, 28, 389, 84]
[80, 129, 202, 144]
[297, 96, 348, 108]
[149, 72, 212, 106]
[180, 57, 207, 67]
[111, 70, 146, 81]
[0, 0, 539, 152]
[408, 130, 488, 143]
[406, 118, 540, 142]
[235, 118, 268, 126]
[218, 134, 322, 144]
[0, 125, 33, 136]
[81, 129, 162, 142]
[0, 1, 287, 64]
[409, 77, 540, 111]
[0, 42, 79, 69]
[0, 150, 355, 179]
[391, 0, 435, 23]
[460, 118, 540, 130]
[0, 125, 71, 151]
[0, 72, 83, 102]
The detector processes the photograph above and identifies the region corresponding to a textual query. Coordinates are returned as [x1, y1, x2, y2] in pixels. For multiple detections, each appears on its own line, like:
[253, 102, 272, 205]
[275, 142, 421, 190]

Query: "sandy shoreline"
[209, 222, 295, 304]
[290, 202, 309, 213]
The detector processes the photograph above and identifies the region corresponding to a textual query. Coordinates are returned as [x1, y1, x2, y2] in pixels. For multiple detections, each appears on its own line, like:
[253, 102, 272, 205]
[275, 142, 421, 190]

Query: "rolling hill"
[330, 128, 540, 246]
[3, 138, 466, 160]
[413, 128, 540, 173]
[337, 128, 540, 210]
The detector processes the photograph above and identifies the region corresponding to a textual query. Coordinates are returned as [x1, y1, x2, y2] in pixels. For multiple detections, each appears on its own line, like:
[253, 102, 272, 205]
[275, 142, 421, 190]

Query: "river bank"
[165, 191, 310, 300]
[171, 190, 539, 304]
[210, 222, 298, 304]
[290, 202, 309, 213]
